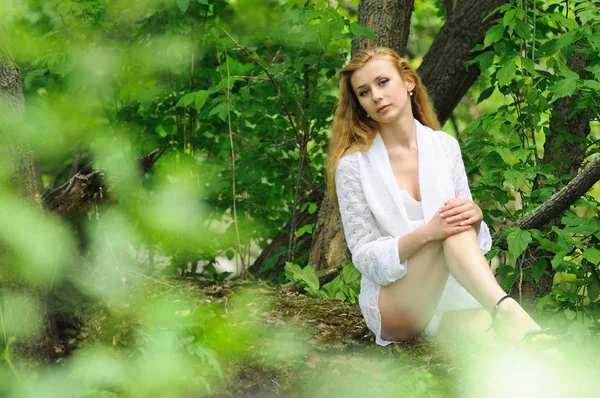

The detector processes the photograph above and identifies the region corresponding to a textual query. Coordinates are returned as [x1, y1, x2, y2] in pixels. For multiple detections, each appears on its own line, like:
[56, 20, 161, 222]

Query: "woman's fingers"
[439, 205, 468, 219]
[459, 217, 478, 226]
[446, 225, 472, 236]
[446, 210, 475, 224]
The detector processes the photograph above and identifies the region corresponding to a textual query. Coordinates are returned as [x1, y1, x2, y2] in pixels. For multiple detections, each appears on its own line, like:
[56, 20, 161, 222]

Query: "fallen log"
[41, 145, 168, 218]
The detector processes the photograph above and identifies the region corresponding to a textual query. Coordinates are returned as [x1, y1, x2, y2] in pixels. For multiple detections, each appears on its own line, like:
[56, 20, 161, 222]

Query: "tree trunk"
[251, 189, 324, 279]
[417, 0, 508, 125]
[0, 28, 59, 363]
[300, 0, 416, 272]
[351, 0, 414, 57]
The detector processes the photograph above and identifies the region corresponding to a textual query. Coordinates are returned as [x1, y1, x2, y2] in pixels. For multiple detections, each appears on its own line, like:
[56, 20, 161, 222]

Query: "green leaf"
[349, 22, 375, 40]
[496, 60, 517, 87]
[176, 92, 196, 107]
[295, 223, 314, 238]
[514, 20, 530, 40]
[537, 39, 558, 57]
[551, 250, 569, 269]
[551, 77, 578, 99]
[555, 30, 578, 51]
[587, 34, 600, 51]
[579, 9, 599, 26]
[588, 282, 600, 302]
[532, 259, 546, 283]
[521, 57, 535, 75]
[500, 271, 517, 290]
[583, 80, 600, 91]
[536, 238, 563, 253]
[301, 265, 320, 291]
[552, 12, 579, 31]
[506, 229, 532, 258]
[195, 90, 210, 111]
[177, 0, 190, 13]
[484, 24, 505, 48]
[284, 262, 303, 282]
[477, 86, 495, 103]
[308, 203, 318, 215]
[502, 9, 517, 28]
[583, 248, 600, 265]
[284, 262, 320, 292]
[198, 0, 209, 4]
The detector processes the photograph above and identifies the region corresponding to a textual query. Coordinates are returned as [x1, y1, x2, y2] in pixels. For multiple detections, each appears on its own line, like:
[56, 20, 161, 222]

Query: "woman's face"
[350, 57, 415, 124]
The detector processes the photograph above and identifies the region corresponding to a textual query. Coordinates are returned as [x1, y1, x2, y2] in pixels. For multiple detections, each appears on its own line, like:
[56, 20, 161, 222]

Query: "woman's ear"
[405, 74, 416, 93]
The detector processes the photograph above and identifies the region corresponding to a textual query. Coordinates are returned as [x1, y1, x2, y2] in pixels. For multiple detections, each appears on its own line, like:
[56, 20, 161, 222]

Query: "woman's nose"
[371, 88, 383, 101]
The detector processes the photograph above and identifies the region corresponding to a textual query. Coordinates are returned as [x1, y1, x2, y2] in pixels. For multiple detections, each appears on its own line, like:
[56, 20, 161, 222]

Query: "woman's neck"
[379, 112, 417, 151]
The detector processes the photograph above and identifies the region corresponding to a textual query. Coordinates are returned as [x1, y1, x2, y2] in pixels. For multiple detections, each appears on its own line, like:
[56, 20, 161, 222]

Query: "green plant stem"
[0, 303, 7, 344]
[217, 48, 245, 275]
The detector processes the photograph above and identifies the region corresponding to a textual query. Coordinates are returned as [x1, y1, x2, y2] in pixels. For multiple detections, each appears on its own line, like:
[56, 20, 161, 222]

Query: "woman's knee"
[442, 228, 478, 248]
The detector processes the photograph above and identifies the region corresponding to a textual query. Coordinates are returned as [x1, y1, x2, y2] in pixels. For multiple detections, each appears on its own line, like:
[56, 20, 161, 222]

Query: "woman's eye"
[380, 79, 389, 85]
[359, 90, 368, 97]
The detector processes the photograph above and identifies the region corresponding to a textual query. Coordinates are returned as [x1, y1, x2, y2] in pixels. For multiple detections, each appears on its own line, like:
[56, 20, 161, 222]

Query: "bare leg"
[380, 228, 546, 342]
[443, 229, 545, 341]
[379, 240, 449, 340]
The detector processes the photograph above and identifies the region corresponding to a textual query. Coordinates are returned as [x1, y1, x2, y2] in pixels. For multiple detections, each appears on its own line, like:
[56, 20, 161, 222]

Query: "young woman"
[328, 47, 550, 346]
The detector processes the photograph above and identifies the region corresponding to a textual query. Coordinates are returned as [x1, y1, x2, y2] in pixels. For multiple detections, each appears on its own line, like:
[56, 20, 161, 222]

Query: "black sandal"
[488, 294, 558, 345]
[487, 294, 512, 332]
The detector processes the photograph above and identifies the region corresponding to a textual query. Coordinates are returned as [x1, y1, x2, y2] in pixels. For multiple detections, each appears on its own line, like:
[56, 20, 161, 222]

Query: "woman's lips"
[377, 105, 390, 112]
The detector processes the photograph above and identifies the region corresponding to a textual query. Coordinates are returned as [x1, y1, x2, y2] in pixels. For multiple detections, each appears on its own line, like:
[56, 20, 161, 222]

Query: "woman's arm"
[336, 154, 407, 285]
[336, 154, 470, 284]
[397, 212, 472, 261]
[440, 136, 493, 252]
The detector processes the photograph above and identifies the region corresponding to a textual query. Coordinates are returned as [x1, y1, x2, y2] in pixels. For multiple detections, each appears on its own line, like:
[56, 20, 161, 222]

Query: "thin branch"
[231, 132, 312, 187]
[217, 48, 245, 275]
[222, 29, 301, 144]
[495, 154, 600, 247]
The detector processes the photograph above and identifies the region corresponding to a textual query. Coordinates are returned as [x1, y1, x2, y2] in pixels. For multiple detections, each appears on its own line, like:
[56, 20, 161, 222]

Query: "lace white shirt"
[335, 129, 492, 346]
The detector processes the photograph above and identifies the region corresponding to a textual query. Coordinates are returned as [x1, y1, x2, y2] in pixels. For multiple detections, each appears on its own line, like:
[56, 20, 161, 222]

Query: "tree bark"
[41, 145, 167, 218]
[351, 0, 414, 57]
[417, 0, 508, 124]
[251, 189, 323, 279]
[496, 156, 600, 245]
[0, 28, 59, 363]
[305, 0, 414, 272]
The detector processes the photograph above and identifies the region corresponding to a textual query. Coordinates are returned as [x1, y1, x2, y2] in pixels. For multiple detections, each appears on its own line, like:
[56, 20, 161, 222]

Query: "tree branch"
[41, 146, 168, 218]
[494, 155, 600, 248]
[418, 0, 508, 124]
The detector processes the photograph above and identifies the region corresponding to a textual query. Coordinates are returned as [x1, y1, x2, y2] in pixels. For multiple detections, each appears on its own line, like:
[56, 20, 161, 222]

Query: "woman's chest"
[387, 151, 420, 201]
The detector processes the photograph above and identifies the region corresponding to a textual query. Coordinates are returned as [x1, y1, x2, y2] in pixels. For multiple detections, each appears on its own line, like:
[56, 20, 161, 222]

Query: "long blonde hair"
[326, 47, 440, 208]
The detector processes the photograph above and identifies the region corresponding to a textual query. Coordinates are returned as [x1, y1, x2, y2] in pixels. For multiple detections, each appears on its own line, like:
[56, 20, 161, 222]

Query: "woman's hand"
[423, 210, 472, 242]
[438, 198, 483, 228]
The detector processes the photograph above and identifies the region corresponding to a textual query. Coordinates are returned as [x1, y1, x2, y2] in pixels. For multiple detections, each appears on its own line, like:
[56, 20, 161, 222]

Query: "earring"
[409, 91, 414, 96]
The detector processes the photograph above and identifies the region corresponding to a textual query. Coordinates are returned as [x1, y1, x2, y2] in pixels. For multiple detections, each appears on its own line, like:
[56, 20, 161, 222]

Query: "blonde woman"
[328, 47, 551, 345]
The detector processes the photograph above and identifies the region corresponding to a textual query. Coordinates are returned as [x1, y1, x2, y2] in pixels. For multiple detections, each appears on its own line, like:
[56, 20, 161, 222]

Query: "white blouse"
[335, 129, 492, 346]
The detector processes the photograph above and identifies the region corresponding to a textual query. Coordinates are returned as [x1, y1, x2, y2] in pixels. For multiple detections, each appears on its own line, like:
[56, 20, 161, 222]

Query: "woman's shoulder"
[431, 129, 459, 146]
[335, 151, 361, 180]
[337, 151, 360, 168]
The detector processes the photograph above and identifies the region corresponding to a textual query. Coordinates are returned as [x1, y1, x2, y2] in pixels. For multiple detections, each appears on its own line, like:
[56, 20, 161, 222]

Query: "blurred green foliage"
[462, 0, 600, 329]
[1, 0, 600, 396]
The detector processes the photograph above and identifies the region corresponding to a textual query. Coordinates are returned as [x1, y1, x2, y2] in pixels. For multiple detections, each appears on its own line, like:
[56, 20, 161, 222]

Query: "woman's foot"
[492, 297, 554, 343]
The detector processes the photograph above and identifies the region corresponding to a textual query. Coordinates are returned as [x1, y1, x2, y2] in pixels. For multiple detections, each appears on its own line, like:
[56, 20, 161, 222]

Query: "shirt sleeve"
[335, 154, 407, 285]
[448, 137, 493, 253]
